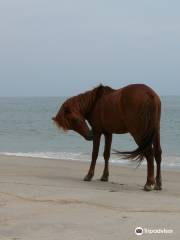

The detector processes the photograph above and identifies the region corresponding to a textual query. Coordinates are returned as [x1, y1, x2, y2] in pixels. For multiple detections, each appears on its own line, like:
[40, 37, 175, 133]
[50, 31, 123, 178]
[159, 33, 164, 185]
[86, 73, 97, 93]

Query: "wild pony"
[52, 84, 162, 191]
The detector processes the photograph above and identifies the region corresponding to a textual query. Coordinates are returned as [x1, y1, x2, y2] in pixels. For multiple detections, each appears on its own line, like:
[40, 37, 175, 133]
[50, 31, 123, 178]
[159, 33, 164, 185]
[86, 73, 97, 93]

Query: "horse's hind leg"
[144, 147, 155, 191]
[84, 133, 101, 181]
[100, 133, 112, 181]
[153, 132, 162, 190]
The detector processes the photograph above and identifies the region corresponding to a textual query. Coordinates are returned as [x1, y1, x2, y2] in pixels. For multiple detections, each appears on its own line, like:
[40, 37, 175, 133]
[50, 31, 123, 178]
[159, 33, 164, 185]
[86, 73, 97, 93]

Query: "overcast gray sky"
[0, 0, 180, 96]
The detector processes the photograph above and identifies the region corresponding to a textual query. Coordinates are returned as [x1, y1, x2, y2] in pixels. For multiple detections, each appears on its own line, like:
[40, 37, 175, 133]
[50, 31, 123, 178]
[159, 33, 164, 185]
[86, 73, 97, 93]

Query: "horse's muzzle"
[85, 130, 93, 141]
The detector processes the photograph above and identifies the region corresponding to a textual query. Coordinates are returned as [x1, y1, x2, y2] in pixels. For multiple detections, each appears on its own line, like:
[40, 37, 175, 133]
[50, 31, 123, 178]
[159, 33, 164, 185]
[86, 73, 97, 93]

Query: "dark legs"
[154, 132, 162, 190]
[83, 130, 162, 191]
[84, 133, 101, 181]
[144, 131, 162, 191]
[144, 147, 156, 191]
[100, 133, 112, 181]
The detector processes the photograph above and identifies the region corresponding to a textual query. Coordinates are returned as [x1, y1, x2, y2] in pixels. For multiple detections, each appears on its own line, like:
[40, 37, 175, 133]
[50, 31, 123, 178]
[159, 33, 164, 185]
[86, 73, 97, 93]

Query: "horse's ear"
[96, 84, 112, 96]
[95, 84, 104, 98]
[97, 84, 103, 90]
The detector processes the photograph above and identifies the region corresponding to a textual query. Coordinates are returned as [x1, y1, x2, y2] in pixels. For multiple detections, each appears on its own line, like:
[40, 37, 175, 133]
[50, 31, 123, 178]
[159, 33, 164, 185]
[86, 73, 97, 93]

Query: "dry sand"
[0, 155, 180, 240]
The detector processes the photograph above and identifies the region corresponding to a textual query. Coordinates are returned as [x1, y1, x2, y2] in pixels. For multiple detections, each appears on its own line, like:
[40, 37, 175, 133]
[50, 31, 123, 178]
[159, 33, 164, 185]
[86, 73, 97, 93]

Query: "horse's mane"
[53, 84, 113, 130]
[68, 84, 113, 117]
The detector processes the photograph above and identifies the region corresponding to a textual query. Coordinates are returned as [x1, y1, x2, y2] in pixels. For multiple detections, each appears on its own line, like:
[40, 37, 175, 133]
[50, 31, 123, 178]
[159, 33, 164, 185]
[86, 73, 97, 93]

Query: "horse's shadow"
[80, 178, 144, 193]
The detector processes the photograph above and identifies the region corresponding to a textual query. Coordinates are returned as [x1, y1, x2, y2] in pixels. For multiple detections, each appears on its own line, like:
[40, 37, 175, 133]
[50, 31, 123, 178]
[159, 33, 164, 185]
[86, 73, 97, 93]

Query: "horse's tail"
[114, 97, 157, 164]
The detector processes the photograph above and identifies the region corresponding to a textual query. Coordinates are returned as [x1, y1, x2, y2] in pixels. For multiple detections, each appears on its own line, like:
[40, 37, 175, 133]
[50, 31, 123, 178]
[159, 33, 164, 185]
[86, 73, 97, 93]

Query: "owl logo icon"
[135, 227, 144, 236]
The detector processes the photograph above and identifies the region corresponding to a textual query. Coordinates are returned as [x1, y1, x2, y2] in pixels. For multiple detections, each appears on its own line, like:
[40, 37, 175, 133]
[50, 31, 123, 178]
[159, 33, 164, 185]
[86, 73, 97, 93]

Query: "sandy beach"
[0, 155, 179, 240]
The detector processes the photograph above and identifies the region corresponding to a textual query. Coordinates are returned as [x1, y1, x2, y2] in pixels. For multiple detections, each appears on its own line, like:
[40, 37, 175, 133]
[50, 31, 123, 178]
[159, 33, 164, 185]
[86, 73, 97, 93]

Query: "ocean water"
[0, 96, 179, 169]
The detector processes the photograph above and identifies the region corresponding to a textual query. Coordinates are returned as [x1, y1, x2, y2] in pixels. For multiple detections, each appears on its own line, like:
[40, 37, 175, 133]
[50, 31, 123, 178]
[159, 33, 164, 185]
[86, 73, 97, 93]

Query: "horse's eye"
[73, 118, 80, 125]
[64, 107, 71, 115]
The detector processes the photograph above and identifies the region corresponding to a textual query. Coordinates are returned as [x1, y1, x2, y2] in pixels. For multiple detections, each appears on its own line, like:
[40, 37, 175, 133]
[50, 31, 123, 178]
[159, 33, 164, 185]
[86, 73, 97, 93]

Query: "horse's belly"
[102, 119, 127, 134]
[98, 103, 127, 133]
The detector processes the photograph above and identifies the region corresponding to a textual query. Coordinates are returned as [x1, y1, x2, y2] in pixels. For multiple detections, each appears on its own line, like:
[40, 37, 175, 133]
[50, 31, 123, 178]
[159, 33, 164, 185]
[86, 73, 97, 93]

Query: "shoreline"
[0, 152, 180, 172]
[0, 155, 180, 239]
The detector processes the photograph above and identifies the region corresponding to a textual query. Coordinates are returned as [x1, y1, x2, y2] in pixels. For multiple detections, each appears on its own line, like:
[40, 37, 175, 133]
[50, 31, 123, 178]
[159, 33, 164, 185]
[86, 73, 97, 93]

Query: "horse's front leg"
[100, 133, 112, 181]
[84, 133, 101, 181]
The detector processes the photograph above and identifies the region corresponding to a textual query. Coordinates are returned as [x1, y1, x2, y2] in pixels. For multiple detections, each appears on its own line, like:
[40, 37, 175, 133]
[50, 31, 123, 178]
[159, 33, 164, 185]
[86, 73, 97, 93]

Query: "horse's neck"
[75, 85, 113, 117]
[77, 88, 98, 117]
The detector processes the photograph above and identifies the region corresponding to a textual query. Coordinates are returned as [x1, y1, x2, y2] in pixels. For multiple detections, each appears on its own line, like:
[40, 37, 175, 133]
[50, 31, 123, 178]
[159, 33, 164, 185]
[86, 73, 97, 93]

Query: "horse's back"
[121, 84, 160, 99]
[120, 84, 160, 112]
[91, 84, 161, 135]
[100, 84, 160, 112]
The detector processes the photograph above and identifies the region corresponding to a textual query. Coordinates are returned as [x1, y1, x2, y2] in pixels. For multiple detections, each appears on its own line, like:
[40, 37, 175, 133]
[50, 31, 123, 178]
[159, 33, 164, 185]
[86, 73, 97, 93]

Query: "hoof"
[100, 176, 109, 182]
[154, 183, 162, 190]
[144, 184, 155, 191]
[83, 175, 93, 181]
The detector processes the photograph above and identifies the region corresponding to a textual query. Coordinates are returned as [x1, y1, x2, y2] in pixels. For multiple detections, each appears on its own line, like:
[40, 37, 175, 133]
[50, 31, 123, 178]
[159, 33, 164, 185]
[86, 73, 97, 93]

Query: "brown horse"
[52, 84, 162, 191]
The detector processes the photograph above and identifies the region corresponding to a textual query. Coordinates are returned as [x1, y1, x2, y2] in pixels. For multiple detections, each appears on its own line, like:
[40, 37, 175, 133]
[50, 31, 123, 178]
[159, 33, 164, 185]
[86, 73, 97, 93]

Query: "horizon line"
[0, 95, 179, 98]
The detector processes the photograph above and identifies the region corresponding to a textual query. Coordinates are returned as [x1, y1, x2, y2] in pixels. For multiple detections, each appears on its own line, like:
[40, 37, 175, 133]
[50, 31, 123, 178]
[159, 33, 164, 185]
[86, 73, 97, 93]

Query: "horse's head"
[52, 100, 93, 141]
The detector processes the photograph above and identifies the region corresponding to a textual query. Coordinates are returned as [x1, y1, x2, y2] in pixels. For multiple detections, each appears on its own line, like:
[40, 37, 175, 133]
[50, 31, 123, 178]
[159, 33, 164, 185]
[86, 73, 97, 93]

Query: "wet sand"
[0, 155, 180, 240]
